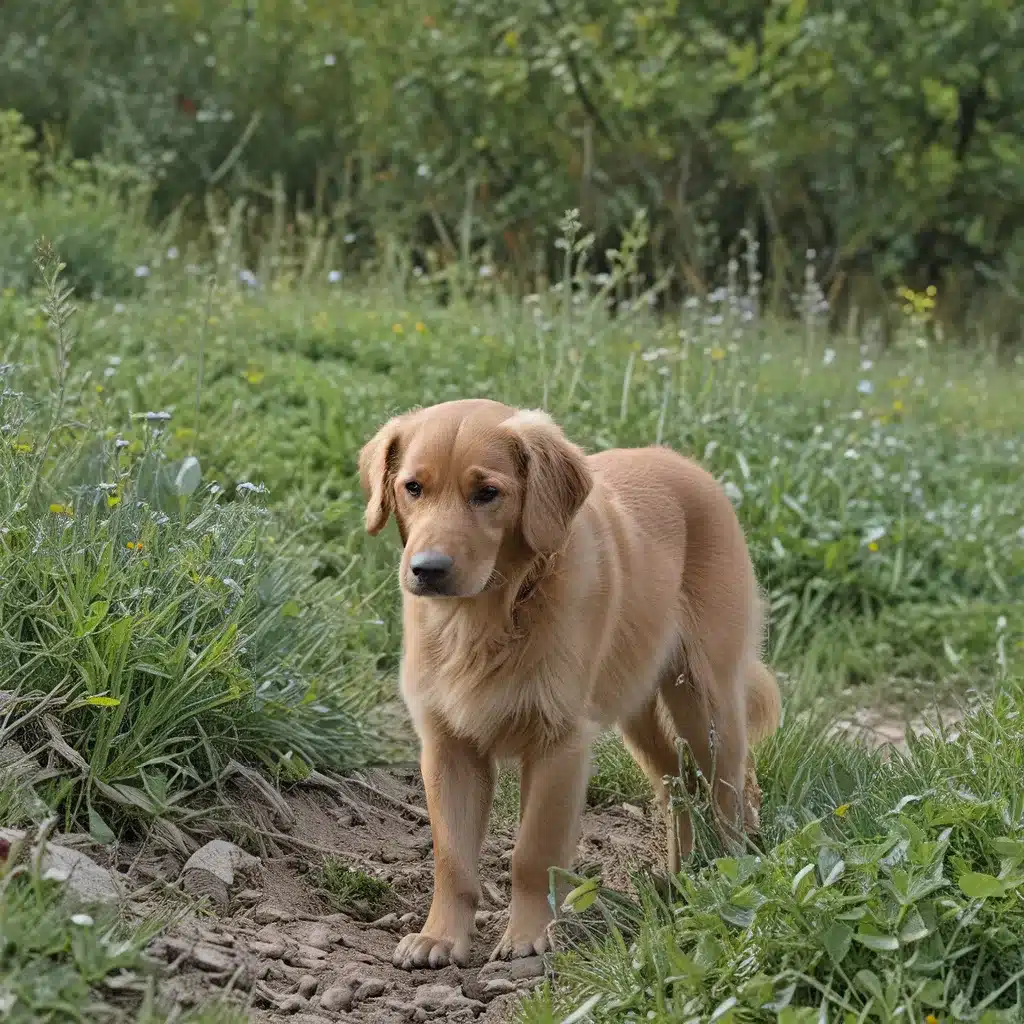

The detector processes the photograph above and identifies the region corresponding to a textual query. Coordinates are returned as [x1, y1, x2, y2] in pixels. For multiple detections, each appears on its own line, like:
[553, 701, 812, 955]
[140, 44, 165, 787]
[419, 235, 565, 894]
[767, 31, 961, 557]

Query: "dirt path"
[136, 765, 662, 1023]
[76, 703, 960, 1021]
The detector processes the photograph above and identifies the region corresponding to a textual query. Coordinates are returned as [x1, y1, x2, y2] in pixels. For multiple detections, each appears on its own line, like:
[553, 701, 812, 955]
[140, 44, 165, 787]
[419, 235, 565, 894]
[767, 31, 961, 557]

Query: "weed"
[317, 859, 395, 920]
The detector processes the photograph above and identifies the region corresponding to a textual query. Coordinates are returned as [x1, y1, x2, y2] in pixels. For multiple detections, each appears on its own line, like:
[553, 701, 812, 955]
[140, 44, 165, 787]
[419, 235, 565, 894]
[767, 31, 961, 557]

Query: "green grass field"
[1, 232, 1022, 1021]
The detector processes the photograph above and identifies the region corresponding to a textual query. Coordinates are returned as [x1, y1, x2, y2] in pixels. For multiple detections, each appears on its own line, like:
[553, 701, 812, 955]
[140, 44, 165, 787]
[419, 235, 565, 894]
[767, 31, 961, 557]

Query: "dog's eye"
[404, 480, 423, 498]
[472, 485, 500, 505]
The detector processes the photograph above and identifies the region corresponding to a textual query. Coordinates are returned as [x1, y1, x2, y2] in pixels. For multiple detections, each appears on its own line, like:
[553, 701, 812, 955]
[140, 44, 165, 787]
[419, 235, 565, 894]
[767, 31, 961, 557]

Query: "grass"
[522, 689, 1024, 1022]
[0, 204, 1021, 1020]
[317, 858, 396, 920]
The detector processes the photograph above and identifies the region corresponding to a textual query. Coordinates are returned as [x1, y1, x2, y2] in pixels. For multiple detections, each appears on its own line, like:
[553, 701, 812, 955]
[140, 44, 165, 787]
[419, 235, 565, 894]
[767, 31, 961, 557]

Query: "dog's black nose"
[409, 550, 454, 590]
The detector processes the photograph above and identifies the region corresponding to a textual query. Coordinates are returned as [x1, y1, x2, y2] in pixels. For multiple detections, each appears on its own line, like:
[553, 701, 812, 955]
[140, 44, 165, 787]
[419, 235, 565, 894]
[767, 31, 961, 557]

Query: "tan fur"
[358, 399, 782, 969]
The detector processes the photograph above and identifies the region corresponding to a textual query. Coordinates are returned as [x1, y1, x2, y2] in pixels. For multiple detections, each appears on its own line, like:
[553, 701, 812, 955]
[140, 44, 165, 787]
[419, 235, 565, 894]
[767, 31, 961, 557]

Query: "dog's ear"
[358, 415, 407, 535]
[505, 410, 593, 555]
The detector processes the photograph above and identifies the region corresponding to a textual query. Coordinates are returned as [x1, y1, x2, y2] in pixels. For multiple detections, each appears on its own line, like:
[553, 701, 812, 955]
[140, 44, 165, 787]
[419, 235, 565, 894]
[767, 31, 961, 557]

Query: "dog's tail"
[745, 660, 782, 746]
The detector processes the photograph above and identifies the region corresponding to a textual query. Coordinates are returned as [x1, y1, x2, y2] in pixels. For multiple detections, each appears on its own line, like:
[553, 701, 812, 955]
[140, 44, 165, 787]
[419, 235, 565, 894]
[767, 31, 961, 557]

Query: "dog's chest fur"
[401, 596, 588, 756]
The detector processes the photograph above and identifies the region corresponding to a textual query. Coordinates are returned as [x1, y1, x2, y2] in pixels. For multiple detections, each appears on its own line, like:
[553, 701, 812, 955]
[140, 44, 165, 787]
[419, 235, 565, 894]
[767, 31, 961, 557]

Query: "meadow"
[2, 178, 1023, 1019]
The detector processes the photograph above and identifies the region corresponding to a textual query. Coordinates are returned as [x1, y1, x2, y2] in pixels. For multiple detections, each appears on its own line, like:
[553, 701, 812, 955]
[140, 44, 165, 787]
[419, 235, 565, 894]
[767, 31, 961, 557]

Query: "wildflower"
[868, 542, 879, 552]
[236, 481, 268, 495]
[415, 321, 426, 333]
[343, 233, 356, 244]
[49, 503, 73, 515]
[857, 380, 873, 395]
[479, 265, 494, 278]
[166, 246, 179, 260]
[892, 399, 904, 412]
[327, 269, 342, 283]
[134, 265, 150, 278]
[323, 53, 336, 66]
[710, 347, 726, 361]
[860, 359, 873, 370]
[238, 268, 258, 288]
[71, 913, 94, 927]
[834, 803, 850, 817]
[416, 163, 431, 178]
[392, 323, 404, 334]
[126, 541, 143, 551]
[114, 303, 126, 314]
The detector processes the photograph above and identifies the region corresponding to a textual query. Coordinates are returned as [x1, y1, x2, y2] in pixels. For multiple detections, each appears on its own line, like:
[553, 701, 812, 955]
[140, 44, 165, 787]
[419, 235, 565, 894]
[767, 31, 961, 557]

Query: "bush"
[524, 686, 1024, 1022]
[0, 111, 159, 298]
[0, 249, 388, 838]
[2, 0, 1023, 327]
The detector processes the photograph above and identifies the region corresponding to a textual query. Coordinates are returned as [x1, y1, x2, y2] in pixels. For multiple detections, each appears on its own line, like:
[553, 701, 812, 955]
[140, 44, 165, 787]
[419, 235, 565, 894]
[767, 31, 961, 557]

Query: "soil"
[120, 764, 663, 1023]
[81, 701, 960, 1022]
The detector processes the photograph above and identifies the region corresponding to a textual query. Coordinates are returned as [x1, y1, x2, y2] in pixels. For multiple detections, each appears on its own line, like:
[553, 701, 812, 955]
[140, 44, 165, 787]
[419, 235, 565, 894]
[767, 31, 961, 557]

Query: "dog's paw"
[393, 931, 470, 970]
[489, 924, 549, 962]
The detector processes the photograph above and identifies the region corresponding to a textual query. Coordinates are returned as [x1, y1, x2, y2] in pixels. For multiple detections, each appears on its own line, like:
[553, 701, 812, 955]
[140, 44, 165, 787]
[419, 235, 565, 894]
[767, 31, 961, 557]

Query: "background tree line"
[2, 0, 1022, 338]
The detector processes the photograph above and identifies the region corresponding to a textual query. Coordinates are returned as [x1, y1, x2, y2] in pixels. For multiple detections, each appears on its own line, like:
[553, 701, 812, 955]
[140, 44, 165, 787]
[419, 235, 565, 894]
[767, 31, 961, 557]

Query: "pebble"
[301, 924, 335, 951]
[478, 955, 545, 982]
[254, 904, 293, 924]
[298, 975, 319, 999]
[319, 985, 353, 1012]
[278, 995, 307, 1014]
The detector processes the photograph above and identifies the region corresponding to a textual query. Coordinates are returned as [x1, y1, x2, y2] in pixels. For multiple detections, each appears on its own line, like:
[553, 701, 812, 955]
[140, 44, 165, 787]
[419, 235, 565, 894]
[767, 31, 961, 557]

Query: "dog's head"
[358, 399, 592, 598]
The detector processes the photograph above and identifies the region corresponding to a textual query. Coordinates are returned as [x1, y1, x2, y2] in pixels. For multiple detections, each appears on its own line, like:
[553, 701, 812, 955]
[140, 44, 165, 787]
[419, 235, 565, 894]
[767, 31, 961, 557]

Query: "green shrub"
[525, 685, 1024, 1022]
[0, 250, 388, 838]
[3, 0, 1022, 324]
[0, 112, 160, 298]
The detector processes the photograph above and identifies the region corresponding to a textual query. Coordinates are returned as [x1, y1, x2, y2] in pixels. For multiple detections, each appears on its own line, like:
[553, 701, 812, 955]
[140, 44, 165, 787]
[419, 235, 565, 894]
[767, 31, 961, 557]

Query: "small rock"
[413, 983, 485, 1014]
[181, 839, 261, 886]
[235, 888, 263, 904]
[621, 802, 645, 820]
[474, 910, 492, 927]
[299, 923, 335, 951]
[319, 985, 353, 1012]
[181, 867, 229, 907]
[414, 984, 460, 1011]
[482, 979, 517, 996]
[353, 977, 386, 1002]
[0, 829, 120, 904]
[478, 955, 545, 982]
[278, 995, 308, 1014]
[254, 903, 293, 924]
[399, 911, 420, 925]
[298, 975, 319, 999]
[191, 943, 235, 973]
[482, 882, 504, 906]
[370, 912, 399, 930]
[249, 939, 288, 959]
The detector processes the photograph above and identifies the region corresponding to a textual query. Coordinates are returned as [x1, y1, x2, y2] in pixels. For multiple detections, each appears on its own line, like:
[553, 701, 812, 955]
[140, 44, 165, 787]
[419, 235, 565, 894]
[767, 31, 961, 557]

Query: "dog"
[358, 399, 781, 969]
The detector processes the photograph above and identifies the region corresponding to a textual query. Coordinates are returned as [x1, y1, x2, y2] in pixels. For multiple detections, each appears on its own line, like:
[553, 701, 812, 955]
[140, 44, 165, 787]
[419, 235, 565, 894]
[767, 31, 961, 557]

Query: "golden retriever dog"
[358, 399, 781, 969]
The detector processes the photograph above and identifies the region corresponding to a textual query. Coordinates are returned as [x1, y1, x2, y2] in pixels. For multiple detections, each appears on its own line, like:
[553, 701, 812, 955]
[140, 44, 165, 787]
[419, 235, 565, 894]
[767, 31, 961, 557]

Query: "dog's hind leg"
[657, 646, 749, 854]
[620, 698, 687, 874]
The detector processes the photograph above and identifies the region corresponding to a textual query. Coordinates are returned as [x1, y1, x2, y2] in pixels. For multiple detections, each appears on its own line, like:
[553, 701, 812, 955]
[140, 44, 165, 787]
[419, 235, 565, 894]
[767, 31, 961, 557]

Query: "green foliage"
[0, 825, 159, 1023]
[0, 249, 388, 838]
[318, 859, 396, 919]
[3, 0, 1022, 320]
[0, 111, 159, 297]
[527, 686, 1024, 1022]
[6, 240, 1015, 695]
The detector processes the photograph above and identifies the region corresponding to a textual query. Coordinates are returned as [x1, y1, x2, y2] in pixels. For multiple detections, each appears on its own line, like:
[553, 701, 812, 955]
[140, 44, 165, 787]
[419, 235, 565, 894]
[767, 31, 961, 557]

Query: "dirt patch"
[118, 766, 664, 1023]
[59, 704, 961, 1021]
[829, 704, 965, 752]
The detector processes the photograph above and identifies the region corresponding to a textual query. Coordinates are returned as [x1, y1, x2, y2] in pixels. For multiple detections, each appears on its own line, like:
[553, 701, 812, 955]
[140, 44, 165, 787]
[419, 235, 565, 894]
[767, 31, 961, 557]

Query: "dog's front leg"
[394, 722, 495, 969]
[491, 730, 591, 960]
